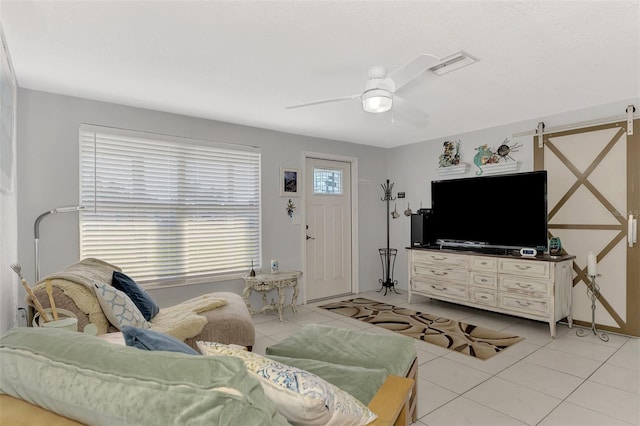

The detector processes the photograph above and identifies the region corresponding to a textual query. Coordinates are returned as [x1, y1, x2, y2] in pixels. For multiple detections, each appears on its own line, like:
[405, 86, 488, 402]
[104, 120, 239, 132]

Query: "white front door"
[305, 158, 352, 301]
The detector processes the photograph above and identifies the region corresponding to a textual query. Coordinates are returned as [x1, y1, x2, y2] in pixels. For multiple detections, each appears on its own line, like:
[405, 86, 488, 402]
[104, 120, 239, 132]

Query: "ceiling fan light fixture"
[428, 51, 477, 75]
[362, 88, 393, 113]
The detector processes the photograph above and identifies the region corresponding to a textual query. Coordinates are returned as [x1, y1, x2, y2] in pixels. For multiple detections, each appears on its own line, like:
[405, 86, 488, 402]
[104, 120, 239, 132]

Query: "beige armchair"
[30, 258, 255, 350]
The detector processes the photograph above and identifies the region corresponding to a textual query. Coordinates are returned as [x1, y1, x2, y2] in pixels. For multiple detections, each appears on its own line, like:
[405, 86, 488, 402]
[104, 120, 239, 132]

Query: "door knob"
[306, 235, 315, 240]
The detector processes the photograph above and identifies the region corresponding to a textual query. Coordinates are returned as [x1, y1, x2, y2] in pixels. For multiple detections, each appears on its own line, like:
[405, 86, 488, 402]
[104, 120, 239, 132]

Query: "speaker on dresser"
[411, 209, 435, 247]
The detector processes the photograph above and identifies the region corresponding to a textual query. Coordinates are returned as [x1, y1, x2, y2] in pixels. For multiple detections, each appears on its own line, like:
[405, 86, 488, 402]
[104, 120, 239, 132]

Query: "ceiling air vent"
[428, 51, 477, 75]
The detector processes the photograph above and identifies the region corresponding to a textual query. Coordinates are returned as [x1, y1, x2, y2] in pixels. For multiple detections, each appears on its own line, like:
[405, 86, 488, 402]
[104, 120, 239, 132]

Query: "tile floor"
[251, 290, 640, 426]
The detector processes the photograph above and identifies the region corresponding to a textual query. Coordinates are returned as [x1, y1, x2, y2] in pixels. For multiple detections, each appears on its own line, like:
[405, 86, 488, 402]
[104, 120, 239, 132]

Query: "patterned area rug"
[319, 298, 524, 360]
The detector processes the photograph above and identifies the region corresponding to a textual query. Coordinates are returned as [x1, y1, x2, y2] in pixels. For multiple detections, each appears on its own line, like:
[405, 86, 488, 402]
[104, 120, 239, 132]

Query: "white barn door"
[536, 120, 639, 336]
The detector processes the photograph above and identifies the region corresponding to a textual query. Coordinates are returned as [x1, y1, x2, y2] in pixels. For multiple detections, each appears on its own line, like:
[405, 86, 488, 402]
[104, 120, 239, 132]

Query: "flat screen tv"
[430, 170, 548, 252]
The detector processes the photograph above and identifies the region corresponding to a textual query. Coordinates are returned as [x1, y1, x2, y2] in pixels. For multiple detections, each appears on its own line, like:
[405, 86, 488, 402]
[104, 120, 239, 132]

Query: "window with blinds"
[79, 126, 261, 287]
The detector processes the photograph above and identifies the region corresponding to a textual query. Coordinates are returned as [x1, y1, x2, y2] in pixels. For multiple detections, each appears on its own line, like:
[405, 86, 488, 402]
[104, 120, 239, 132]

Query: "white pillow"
[94, 282, 150, 330]
[197, 341, 377, 426]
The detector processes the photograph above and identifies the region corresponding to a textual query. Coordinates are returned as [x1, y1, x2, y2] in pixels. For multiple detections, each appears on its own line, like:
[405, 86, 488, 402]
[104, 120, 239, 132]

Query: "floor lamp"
[34, 205, 85, 282]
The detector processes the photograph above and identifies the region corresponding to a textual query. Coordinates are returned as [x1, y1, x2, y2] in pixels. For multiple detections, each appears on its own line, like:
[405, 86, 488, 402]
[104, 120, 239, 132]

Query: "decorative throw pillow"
[94, 282, 150, 330]
[112, 271, 160, 321]
[122, 326, 199, 355]
[265, 354, 387, 405]
[197, 341, 377, 426]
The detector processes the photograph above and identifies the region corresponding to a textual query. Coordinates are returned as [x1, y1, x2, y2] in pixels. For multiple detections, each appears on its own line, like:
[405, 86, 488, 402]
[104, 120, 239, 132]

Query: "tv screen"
[430, 170, 548, 251]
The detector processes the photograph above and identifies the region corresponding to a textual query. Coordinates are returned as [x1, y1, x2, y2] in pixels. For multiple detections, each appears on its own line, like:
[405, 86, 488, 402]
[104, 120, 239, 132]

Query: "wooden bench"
[369, 375, 415, 426]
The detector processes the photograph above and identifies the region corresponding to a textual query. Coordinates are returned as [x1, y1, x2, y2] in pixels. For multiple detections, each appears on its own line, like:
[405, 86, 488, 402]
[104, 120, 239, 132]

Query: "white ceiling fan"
[285, 52, 477, 120]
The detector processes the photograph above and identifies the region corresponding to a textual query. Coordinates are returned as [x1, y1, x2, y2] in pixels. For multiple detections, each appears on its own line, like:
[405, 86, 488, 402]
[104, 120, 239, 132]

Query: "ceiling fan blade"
[393, 95, 429, 123]
[285, 94, 360, 110]
[390, 54, 440, 91]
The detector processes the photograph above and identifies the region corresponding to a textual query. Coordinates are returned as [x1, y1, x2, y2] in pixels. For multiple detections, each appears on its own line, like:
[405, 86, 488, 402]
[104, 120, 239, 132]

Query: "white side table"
[242, 270, 301, 322]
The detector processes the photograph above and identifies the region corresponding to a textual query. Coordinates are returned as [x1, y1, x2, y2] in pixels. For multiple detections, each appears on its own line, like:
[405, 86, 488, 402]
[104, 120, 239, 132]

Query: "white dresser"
[407, 248, 574, 337]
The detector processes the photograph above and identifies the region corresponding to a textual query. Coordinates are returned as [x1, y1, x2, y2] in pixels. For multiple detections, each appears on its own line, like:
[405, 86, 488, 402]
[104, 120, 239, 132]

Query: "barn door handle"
[629, 214, 638, 247]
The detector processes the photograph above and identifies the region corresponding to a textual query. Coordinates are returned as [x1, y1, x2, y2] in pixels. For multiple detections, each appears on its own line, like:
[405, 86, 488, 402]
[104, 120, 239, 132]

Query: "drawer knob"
[481, 262, 488, 265]
[480, 278, 487, 282]
[431, 285, 447, 291]
[515, 265, 531, 270]
[516, 282, 532, 289]
[432, 256, 446, 261]
[516, 300, 532, 307]
[432, 270, 448, 276]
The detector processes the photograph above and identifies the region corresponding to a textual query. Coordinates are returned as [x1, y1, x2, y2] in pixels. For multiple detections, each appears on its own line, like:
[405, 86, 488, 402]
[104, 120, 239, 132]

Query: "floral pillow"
[94, 282, 150, 330]
[197, 341, 377, 426]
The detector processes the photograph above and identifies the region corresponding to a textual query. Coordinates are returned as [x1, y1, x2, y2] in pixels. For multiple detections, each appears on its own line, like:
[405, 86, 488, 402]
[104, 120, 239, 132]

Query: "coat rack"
[378, 179, 399, 295]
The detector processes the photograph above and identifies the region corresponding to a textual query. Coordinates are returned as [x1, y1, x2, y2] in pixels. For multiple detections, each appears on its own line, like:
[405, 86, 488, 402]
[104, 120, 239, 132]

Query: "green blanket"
[266, 324, 417, 378]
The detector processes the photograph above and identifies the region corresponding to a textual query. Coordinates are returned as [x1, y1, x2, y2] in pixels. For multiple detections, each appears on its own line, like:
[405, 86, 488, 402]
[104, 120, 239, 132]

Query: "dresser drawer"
[470, 272, 498, 289]
[471, 256, 498, 272]
[469, 288, 497, 307]
[412, 251, 468, 268]
[499, 294, 548, 317]
[499, 259, 549, 278]
[500, 276, 550, 296]
[412, 264, 468, 285]
[411, 277, 468, 301]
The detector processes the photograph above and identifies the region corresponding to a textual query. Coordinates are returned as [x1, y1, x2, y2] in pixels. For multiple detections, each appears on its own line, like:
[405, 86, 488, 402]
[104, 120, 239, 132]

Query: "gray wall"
[386, 98, 640, 291]
[13, 87, 639, 315]
[16, 88, 388, 308]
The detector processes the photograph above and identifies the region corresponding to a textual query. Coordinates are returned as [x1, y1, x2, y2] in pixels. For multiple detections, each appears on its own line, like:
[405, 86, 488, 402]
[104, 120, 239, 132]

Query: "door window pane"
[313, 168, 342, 195]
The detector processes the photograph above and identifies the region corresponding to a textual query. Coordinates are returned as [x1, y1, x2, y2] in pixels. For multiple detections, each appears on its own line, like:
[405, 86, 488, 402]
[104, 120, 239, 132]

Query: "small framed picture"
[280, 167, 300, 196]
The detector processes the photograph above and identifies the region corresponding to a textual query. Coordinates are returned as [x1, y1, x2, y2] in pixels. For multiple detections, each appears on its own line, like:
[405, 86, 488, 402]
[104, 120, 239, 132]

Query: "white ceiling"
[2, 1, 639, 148]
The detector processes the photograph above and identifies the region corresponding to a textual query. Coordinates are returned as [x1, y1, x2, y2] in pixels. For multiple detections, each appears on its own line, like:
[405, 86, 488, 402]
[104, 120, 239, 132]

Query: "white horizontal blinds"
[80, 127, 261, 285]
